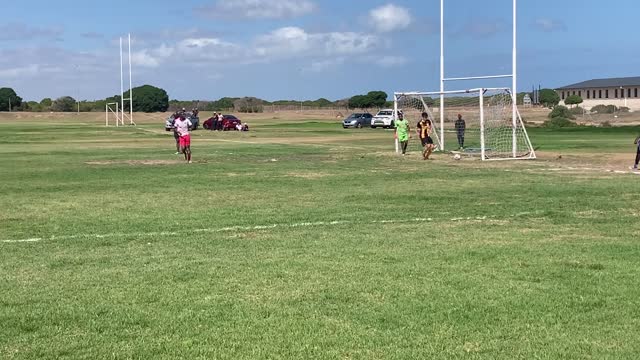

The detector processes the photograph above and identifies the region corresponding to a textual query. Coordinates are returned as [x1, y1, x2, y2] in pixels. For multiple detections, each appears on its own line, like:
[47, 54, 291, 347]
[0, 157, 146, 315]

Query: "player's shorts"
[421, 137, 434, 146]
[179, 134, 191, 147]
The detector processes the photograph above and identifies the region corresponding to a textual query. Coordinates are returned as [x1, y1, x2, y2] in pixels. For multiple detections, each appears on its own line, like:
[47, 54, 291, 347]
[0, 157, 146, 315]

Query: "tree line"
[0, 85, 554, 113]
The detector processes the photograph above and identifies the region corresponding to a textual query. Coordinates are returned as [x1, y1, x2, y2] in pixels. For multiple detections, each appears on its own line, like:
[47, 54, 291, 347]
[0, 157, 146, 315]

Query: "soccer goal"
[105, 102, 124, 127]
[394, 88, 536, 160]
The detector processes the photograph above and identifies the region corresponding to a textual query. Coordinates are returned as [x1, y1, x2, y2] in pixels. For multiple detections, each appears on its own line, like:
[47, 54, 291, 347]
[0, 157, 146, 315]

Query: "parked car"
[189, 114, 200, 130]
[203, 115, 242, 131]
[342, 113, 373, 128]
[165, 116, 176, 132]
[164, 112, 199, 131]
[221, 115, 241, 131]
[371, 109, 402, 129]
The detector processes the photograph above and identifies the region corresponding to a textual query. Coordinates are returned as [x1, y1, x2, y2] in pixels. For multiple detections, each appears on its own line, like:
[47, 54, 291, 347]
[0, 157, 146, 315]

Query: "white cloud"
[372, 55, 408, 67]
[0, 64, 40, 78]
[0, 23, 63, 41]
[533, 18, 567, 32]
[369, 4, 412, 33]
[256, 27, 379, 59]
[198, 0, 316, 19]
[133, 27, 381, 68]
[304, 58, 345, 73]
[131, 37, 243, 67]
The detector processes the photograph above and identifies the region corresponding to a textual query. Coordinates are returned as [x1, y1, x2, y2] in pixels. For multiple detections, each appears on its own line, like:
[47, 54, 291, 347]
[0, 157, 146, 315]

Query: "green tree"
[366, 91, 388, 108]
[233, 97, 264, 113]
[26, 101, 42, 112]
[564, 95, 583, 107]
[40, 98, 52, 111]
[314, 98, 332, 107]
[122, 85, 169, 112]
[349, 95, 370, 109]
[539, 89, 561, 108]
[208, 97, 236, 111]
[0, 88, 22, 111]
[51, 96, 77, 112]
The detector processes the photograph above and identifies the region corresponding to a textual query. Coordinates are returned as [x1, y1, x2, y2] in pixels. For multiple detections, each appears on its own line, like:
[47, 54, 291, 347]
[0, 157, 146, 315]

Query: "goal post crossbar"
[394, 87, 511, 97]
[443, 74, 513, 82]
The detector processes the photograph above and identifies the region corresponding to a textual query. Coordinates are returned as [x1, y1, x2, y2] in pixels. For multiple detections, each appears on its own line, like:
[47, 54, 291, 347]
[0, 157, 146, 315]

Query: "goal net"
[394, 88, 536, 160]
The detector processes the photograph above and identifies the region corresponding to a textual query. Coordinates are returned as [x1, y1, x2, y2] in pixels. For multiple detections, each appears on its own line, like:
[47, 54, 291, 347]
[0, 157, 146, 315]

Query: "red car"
[203, 115, 242, 131]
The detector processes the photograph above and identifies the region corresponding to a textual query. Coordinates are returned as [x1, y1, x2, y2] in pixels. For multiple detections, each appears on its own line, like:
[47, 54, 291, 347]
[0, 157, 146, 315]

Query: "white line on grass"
[1, 213, 542, 245]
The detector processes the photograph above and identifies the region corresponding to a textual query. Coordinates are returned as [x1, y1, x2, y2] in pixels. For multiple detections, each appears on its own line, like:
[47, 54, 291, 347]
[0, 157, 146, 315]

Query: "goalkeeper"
[396, 112, 410, 156]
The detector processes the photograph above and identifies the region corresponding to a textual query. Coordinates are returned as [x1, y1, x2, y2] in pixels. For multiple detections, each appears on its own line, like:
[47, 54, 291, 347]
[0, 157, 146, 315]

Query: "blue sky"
[1, 0, 638, 101]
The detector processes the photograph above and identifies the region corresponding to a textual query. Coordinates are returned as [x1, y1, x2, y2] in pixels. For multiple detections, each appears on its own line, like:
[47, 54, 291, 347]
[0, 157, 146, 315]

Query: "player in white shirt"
[174, 115, 193, 163]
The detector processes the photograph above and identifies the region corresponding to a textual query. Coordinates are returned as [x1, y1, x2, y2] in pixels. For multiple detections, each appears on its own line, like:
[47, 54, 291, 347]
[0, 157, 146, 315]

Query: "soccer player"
[395, 112, 410, 156]
[174, 115, 193, 163]
[416, 112, 435, 160]
[633, 135, 640, 170]
[455, 113, 466, 149]
[168, 114, 180, 154]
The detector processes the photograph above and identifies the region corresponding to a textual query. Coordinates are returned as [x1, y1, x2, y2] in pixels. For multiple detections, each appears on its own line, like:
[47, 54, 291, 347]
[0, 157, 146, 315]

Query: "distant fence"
[263, 105, 349, 113]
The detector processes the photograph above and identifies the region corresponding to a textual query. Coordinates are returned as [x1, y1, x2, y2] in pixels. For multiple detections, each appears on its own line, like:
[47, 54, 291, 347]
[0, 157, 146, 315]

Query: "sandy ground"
[2, 107, 640, 126]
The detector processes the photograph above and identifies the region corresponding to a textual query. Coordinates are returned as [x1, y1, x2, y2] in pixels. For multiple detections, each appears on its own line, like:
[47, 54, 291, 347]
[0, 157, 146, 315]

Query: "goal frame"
[105, 102, 124, 127]
[439, 0, 525, 158]
[393, 87, 536, 161]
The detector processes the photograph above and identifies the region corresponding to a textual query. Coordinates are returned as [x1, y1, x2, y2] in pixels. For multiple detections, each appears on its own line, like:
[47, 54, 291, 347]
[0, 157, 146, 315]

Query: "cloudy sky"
[1, 0, 638, 101]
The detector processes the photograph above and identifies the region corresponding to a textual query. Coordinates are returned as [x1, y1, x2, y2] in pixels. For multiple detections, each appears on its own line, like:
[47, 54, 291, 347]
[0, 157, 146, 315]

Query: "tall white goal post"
[394, 88, 536, 161]
[418, 0, 534, 160]
[106, 34, 136, 127]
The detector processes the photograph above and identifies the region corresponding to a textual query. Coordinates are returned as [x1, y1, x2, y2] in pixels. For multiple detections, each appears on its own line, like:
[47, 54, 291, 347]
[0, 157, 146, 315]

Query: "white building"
[556, 76, 640, 111]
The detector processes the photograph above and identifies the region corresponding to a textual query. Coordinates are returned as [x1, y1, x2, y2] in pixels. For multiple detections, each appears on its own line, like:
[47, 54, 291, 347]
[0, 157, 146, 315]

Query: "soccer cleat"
[188, 160, 193, 164]
[175, 152, 180, 155]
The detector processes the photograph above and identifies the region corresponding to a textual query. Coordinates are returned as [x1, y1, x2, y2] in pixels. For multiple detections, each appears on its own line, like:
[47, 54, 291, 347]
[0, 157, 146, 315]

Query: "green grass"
[1, 117, 640, 359]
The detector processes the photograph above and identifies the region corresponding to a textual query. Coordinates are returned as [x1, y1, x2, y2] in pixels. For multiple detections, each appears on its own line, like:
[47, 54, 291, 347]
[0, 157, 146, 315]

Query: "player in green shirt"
[396, 112, 410, 156]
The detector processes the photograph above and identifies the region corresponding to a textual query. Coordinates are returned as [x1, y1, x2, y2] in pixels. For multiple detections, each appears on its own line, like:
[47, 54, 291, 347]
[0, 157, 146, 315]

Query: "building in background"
[556, 76, 640, 111]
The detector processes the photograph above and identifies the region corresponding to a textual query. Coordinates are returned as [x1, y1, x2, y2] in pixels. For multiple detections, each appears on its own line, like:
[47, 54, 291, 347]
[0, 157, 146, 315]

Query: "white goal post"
[105, 102, 124, 127]
[394, 88, 536, 161]
[106, 34, 136, 127]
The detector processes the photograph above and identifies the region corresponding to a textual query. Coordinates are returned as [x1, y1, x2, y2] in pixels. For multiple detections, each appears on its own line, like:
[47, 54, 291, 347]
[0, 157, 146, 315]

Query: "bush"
[543, 117, 577, 128]
[569, 106, 585, 116]
[51, 96, 77, 112]
[233, 97, 264, 113]
[601, 121, 612, 128]
[539, 88, 560, 108]
[564, 95, 583, 107]
[548, 105, 575, 120]
[619, 106, 630, 113]
[591, 104, 618, 114]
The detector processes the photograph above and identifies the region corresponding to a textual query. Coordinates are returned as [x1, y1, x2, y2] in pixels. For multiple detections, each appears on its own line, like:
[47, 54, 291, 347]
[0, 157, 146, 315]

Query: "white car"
[371, 109, 402, 129]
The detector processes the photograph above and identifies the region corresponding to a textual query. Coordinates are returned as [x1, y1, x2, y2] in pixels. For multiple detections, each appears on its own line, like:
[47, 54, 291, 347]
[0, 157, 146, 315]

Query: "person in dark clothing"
[416, 112, 435, 160]
[454, 114, 466, 149]
[633, 135, 640, 170]
[211, 113, 219, 131]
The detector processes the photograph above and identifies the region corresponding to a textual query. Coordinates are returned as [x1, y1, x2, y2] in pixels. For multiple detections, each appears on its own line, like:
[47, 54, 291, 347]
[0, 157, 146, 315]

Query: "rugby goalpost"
[106, 34, 136, 127]
[393, 0, 536, 161]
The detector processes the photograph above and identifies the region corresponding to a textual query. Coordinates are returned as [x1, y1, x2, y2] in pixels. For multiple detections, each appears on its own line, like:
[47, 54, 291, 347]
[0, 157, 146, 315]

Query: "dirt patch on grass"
[286, 171, 332, 179]
[86, 160, 182, 166]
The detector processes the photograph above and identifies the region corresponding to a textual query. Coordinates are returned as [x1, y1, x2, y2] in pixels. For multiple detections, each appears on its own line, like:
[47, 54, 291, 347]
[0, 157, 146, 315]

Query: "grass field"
[1, 113, 640, 359]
